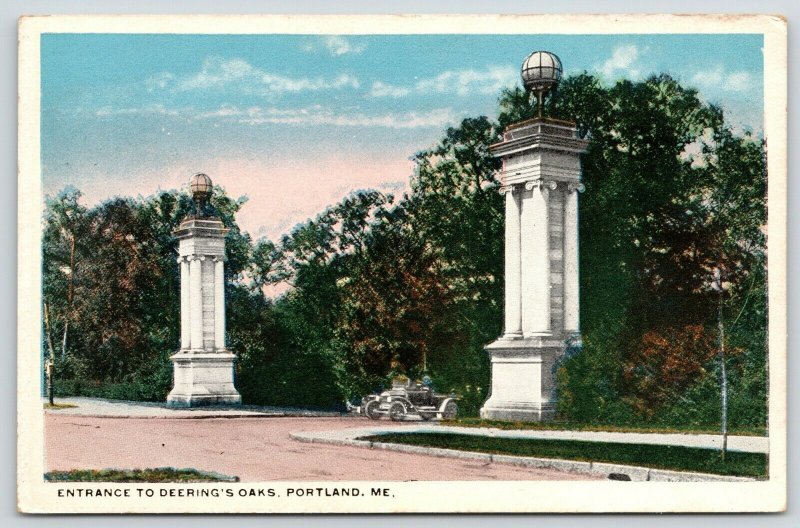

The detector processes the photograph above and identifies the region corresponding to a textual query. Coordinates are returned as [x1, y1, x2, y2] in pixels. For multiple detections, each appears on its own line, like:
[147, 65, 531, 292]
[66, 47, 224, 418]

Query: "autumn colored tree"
[623, 325, 721, 416]
[336, 212, 456, 394]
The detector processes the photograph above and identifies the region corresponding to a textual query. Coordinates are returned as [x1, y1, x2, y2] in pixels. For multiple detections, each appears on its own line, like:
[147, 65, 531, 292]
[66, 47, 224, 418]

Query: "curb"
[289, 430, 757, 482]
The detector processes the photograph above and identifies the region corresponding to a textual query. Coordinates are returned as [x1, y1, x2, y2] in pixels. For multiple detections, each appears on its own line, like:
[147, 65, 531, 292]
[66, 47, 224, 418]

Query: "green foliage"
[446, 418, 766, 437]
[45, 468, 238, 483]
[54, 352, 172, 402]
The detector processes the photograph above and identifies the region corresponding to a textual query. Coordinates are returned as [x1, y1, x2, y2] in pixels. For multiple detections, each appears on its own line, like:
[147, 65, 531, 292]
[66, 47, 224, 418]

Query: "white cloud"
[690, 66, 752, 93]
[237, 105, 456, 129]
[725, 72, 751, 91]
[417, 66, 518, 96]
[193, 105, 248, 119]
[145, 72, 174, 91]
[301, 36, 366, 56]
[597, 44, 643, 80]
[174, 58, 254, 90]
[368, 66, 517, 98]
[322, 36, 366, 56]
[256, 72, 360, 93]
[94, 102, 457, 130]
[148, 57, 360, 95]
[95, 104, 180, 117]
[368, 81, 411, 98]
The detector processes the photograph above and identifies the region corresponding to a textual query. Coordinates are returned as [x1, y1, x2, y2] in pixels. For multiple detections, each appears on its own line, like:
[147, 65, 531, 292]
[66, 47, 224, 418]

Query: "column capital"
[567, 182, 586, 193]
[525, 179, 558, 191]
[176, 255, 188, 264]
[212, 255, 228, 263]
[499, 184, 518, 195]
[186, 255, 206, 262]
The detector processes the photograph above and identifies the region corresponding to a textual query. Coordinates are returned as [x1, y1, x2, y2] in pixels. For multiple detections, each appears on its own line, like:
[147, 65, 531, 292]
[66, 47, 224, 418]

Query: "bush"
[53, 350, 173, 402]
[237, 346, 345, 411]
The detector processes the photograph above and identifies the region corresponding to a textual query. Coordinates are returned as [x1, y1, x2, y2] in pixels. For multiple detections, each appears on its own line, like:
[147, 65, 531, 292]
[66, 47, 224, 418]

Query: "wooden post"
[46, 360, 54, 406]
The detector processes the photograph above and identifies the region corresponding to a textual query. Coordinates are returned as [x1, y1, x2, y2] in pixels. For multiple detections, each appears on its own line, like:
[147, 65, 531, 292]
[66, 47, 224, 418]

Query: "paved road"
[45, 414, 599, 482]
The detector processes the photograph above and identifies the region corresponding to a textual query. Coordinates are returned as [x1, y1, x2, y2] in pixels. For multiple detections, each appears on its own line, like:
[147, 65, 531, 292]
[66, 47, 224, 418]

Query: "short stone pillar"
[167, 175, 241, 407]
[480, 118, 588, 421]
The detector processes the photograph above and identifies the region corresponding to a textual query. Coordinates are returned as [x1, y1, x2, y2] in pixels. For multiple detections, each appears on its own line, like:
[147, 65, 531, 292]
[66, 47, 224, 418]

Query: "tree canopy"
[43, 72, 767, 426]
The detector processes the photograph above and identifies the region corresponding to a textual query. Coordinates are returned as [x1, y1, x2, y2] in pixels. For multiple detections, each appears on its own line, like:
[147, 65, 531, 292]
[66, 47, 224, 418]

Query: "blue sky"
[41, 33, 764, 240]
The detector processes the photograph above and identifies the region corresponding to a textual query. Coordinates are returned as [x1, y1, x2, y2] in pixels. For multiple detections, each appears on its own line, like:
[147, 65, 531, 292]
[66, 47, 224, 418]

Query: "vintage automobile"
[359, 378, 458, 421]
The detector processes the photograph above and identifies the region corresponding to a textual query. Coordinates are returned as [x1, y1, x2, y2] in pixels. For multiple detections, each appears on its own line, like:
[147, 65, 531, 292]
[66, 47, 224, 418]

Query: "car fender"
[437, 397, 456, 413]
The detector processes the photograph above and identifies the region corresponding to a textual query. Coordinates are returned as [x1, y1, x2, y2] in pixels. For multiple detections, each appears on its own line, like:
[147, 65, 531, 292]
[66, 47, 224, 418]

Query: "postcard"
[17, 14, 787, 513]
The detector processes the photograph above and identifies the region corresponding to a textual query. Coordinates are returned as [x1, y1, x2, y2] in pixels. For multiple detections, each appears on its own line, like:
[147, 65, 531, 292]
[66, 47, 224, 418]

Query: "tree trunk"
[61, 320, 69, 364]
[61, 233, 75, 364]
[43, 303, 56, 362]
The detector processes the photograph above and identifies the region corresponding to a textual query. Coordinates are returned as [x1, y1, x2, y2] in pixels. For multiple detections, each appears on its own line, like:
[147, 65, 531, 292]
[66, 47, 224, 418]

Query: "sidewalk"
[43, 396, 344, 419]
[294, 423, 768, 453]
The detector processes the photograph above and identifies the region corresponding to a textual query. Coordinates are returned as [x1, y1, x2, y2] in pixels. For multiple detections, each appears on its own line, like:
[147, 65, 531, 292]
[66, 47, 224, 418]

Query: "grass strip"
[43, 403, 78, 410]
[44, 467, 239, 483]
[443, 418, 767, 437]
[358, 432, 767, 478]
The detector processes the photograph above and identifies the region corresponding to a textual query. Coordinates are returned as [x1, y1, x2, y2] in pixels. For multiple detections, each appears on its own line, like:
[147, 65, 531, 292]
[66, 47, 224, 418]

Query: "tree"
[396, 116, 504, 412]
[336, 207, 456, 394]
[42, 188, 88, 368]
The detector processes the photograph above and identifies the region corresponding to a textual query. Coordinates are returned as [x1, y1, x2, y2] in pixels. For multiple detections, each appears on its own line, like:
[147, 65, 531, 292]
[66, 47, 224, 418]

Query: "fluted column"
[179, 257, 191, 349]
[564, 183, 584, 336]
[189, 255, 204, 350]
[502, 185, 522, 338]
[214, 256, 226, 350]
[524, 179, 557, 336]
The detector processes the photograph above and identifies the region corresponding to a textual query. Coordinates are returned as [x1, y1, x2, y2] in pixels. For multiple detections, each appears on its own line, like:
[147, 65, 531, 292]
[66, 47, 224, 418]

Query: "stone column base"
[479, 336, 566, 422]
[166, 350, 242, 407]
[480, 401, 556, 422]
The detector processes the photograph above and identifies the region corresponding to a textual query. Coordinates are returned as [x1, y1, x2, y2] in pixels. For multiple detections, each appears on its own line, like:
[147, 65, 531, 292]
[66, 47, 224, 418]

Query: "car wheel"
[364, 400, 380, 420]
[442, 400, 458, 420]
[388, 402, 406, 422]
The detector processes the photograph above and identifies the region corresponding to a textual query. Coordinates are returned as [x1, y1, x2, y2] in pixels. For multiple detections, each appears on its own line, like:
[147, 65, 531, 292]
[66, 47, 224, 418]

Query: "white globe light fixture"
[189, 172, 213, 217]
[520, 50, 563, 118]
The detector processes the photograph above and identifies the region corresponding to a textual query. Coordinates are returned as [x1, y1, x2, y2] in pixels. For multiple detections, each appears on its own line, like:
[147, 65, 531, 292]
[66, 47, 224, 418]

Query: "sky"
[41, 33, 764, 242]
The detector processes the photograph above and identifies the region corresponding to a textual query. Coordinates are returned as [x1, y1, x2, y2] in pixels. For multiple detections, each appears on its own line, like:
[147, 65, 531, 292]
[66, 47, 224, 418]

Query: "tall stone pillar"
[167, 174, 241, 407]
[213, 257, 226, 350]
[501, 186, 522, 338]
[179, 257, 191, 349]
[564, 182, 585, 336]
[480, 118, 588, 422]
[189, 255, 204, 350]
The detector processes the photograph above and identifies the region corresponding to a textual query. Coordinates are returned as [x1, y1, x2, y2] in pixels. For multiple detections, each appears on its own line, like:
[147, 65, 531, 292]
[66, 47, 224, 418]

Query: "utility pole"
[714, 267, 728, 462]
[46, 360, 54, 406]
[43, 303, 56, 405]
